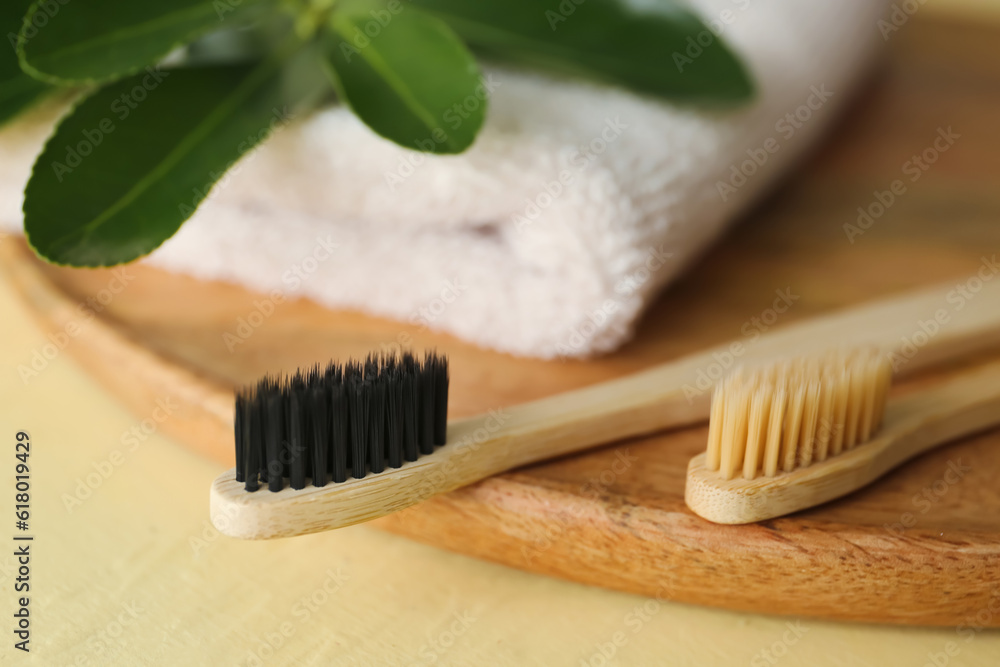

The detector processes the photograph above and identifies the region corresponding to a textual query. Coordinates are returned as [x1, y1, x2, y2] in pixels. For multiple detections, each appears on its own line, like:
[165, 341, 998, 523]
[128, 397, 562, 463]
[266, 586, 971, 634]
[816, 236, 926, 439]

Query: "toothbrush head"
[705, 349, 893, 481]
[234, 351, 449, 492]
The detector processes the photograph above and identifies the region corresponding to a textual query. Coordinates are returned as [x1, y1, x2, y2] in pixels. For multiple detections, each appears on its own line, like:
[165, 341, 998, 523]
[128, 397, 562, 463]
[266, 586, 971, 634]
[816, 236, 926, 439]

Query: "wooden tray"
[4, 17, 1000, 626]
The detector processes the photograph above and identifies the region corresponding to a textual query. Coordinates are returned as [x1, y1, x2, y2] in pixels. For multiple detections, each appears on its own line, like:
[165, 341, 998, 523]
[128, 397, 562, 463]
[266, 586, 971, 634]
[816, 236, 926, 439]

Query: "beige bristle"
[814, 377, 835, 462]
[704, 349, 893, 479]
[782, 387, 805, 472]
[858, 357, 880, 442]
[844, 366, 865, 449]
[705, 384, 726, 471]
[719, 387, 750, 480]
[829, 370, 850, 456]
[762, 385, 786, 477]
[797, 380, 821, 468]
[743, 389, 771, 480]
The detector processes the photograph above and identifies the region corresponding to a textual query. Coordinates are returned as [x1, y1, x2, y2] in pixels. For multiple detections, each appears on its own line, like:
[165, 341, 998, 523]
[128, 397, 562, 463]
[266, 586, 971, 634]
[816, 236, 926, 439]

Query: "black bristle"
[365, 354, 379, 379]
[243, 389, 260, 491]
[331, 385, 348, 483]
[386, 372, 404, 468]
[265, 393, 284, 492]
[295, 373, 313, 482]
[233, 351, 449, 492]
[309, 386, 329, 487]
[234, 392, 246, 483]
[258, 386, 270, 484]
[349, 378, 369, 479]
[401, 372, 419, 462]
[418, 355, 435, 455]
[369, 378, 387, 474]
[253, 389, 267, 487]
[288, 391, 306, 490]
[431, 353, 449, 446]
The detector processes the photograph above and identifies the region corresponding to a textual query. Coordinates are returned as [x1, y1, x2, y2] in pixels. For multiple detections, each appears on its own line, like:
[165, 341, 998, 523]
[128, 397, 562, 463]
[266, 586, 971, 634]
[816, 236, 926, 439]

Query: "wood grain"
[4, 17, 1000, 626]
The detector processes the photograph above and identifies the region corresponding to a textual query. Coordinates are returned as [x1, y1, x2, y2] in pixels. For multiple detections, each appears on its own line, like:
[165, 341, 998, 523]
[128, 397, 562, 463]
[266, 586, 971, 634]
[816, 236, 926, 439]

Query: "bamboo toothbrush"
[685, 350, 1000, 524]
[211, 278, 1000, 540]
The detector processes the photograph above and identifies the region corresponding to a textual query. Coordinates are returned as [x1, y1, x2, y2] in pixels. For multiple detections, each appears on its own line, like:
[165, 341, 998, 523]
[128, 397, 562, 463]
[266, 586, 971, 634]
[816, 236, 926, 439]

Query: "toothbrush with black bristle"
[214, 340, 713, 542]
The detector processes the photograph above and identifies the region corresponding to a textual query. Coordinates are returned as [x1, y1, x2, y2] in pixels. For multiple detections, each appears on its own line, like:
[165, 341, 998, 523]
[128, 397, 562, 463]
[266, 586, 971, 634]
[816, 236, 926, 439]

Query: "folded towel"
[1, 0, 888, 358]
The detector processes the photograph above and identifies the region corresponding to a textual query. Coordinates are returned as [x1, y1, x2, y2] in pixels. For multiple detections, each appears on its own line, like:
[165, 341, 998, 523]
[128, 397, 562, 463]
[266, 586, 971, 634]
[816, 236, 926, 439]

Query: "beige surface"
[2, 249, 999, 666]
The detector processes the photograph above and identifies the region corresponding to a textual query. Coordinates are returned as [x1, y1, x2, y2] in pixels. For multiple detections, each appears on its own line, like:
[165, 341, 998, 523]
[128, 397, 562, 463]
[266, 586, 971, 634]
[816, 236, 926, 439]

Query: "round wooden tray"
[4, 17, 1000, 626]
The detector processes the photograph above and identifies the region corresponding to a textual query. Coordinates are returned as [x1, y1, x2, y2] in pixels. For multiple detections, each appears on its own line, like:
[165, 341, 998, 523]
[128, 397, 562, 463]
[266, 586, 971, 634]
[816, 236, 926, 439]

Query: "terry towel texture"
[0, 0, 888, 358]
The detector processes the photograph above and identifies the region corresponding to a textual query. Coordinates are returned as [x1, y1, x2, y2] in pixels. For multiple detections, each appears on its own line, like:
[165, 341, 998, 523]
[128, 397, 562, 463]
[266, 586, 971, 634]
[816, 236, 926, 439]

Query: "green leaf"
[1, 2, 52, 124]
[325, 1, 485, 154]
[0, 61, 50, 126]
[409, 0, 753, 102]
[17, 0, 272, 85]
[24, 61, 301, 267]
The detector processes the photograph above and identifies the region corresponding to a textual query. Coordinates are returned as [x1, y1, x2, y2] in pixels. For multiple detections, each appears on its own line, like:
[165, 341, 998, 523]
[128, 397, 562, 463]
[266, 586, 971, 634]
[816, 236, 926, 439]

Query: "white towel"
[1, 0, 888, 358]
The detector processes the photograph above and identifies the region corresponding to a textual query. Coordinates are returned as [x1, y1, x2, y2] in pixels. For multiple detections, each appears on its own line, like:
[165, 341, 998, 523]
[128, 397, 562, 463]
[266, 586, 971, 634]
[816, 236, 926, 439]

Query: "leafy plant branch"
[2, 0, 753, 267]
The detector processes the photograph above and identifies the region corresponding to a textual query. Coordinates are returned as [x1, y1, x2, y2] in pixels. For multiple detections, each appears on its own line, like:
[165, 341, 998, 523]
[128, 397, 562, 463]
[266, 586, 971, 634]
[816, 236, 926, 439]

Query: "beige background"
[3, 1, 1000, 665]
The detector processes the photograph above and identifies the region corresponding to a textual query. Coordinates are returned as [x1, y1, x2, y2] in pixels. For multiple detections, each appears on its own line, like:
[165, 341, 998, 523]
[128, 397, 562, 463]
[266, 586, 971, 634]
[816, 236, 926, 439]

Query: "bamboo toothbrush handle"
[685, 360, 1000, 525]
[212, 278, 1000, 539]
[211, 391, 681, 539]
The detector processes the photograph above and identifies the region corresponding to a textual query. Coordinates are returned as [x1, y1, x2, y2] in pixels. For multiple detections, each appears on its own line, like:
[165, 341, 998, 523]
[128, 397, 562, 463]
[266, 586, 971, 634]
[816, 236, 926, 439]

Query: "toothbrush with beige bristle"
[685, 351, 1000, 524]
